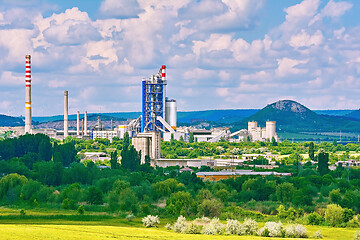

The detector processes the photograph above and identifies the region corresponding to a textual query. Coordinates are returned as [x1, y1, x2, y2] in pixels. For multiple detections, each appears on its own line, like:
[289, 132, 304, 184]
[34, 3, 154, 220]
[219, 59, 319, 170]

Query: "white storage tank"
[266, 121, 276, 140]
[165, 99, 177, 130]
[248, 121, 257, 131]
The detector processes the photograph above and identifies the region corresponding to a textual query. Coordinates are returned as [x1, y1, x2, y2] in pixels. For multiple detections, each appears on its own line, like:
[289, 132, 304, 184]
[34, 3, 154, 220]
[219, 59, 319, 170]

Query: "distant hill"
[344, 109, 360, 120]
[236, 100, 360, 132]
[0, 114, 24, 127]
[314, 110, 354, 116]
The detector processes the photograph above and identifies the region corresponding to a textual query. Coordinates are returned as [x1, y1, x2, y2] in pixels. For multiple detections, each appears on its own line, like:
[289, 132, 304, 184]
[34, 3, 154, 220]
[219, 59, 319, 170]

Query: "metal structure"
[25, 55, 32, 134]
[141, 65, 167, 132]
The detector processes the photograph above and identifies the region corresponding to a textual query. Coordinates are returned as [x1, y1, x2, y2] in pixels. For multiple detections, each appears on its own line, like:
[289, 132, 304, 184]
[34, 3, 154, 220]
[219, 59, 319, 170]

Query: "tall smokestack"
[25, 55, 32, 134]
[161, 65, 166, 119]
[76, 111, 80, 136]
[111, 119, 113, 130]
[64, 91, 69, 138]
[84, 111, 87, 135]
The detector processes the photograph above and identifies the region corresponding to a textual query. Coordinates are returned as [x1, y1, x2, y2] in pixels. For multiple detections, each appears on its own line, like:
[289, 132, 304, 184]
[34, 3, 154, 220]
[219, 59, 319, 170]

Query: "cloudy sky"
[0, 0, 360, 116]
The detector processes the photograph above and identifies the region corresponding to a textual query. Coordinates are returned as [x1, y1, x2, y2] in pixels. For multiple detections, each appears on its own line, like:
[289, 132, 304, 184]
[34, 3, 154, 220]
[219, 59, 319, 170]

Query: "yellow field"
[0, 224, 357, 240]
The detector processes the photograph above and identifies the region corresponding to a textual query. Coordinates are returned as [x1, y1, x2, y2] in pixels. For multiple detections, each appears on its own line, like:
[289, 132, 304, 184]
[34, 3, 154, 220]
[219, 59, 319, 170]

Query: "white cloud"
[100, 0, 143, 18]
[310, 0, 353, 26]
[276, 58, 309, 77]
[289, 29, 323, 48]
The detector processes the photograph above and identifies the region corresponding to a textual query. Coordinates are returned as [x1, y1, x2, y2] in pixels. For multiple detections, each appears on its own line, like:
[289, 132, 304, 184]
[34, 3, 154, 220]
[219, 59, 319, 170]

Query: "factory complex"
[0, 55, 280, 167]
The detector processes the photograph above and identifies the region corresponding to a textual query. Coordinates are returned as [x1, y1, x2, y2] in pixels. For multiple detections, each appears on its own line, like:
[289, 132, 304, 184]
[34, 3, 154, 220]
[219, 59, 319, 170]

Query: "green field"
[0, 223, 358, 240]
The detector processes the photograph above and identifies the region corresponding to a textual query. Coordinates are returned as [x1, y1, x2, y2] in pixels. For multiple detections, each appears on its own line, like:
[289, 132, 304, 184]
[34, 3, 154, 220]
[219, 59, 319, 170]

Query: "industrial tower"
[141, 65, 167, 132]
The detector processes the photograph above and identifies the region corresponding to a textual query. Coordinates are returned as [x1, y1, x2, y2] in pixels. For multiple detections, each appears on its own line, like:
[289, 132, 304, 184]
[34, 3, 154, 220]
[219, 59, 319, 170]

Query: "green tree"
[166, 191, 193, 216]
[309, 142, 315, 161]
[86, 186, 103, 205]
[276, 182, 295, 203]
[189, 132, 194, 143]
[325, 204, 343, 226]
[329, 189, 342, 204]
[198, 199, 222, 217]
[110, 151, 118, 169]
[317, 151, 329, 175]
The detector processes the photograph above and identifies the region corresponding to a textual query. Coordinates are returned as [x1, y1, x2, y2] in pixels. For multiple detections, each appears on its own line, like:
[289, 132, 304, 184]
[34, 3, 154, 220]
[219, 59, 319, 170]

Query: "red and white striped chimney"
[25, 55, 32, 134]
[161, 65, 166, 81]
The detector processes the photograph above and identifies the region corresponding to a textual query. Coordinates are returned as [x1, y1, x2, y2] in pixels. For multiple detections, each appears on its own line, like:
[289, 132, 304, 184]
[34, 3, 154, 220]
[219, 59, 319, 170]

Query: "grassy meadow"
[0, 208, 358, 240]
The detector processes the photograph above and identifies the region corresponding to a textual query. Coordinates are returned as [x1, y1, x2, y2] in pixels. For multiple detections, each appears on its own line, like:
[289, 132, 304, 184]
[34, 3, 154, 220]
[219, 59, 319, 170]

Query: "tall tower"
[141, 65, 166, 132]
[64, 91, 69, 138]
[25, 55, 32, 134]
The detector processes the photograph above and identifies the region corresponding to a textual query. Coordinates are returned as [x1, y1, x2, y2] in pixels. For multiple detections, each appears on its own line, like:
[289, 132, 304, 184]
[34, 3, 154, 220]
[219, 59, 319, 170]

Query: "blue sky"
[0, 0, 360, 116]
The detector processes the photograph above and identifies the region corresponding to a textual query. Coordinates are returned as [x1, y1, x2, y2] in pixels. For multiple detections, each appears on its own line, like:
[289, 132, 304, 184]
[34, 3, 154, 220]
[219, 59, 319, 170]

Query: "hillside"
[344, 109, 360, 120]
[236, 100, 360, 132]
[0, 114, 25, 127]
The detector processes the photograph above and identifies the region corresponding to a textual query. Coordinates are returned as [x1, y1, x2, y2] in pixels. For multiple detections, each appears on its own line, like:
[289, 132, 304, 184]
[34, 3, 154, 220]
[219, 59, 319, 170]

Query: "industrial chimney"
[76, 111, 80, 136]
[84, 111, 88, 135]
[64, 91, 69, 138]
[25, 55, 32, 134]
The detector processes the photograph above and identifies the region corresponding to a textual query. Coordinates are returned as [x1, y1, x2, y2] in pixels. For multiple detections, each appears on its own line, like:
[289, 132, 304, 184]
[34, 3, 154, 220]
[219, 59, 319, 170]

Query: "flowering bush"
[312, 231, 323, 239]
[285, 224, 307, 238]
[201, 218, 224, 235]
[165, 223, 172, 230]
[125, 214, 135, 221]
[142, 215, 160, 228]
[225, 219, 242, 235]
[354, 230, 360, 240]
[173, 215, 188, 233]
[258, 221, 283, 237]
[186, 222, 201, 234]
[241, 218, 258, 235]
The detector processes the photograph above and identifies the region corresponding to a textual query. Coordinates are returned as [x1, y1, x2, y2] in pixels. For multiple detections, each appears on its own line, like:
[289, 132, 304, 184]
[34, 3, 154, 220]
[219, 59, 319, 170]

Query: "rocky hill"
[236, 100, 360, 132]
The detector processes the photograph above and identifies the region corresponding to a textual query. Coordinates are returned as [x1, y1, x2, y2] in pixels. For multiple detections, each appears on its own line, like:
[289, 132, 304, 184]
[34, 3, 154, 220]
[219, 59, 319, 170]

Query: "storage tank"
[165, 99, 177, 130]
[248, 121, 257, 131]
[266, 121, 276, 140]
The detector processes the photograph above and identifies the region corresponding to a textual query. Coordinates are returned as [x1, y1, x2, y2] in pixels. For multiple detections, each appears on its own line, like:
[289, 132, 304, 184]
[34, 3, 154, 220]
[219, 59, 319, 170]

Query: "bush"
[241, 218, 258, 235]
[142, 215, 160, 228]
[258, 221, 283, 237]
[77, 205, 85, 215]
[126, 214, 135, 222]
[285, 224, 307, 238]
[354, 230, 360, 240]
[173, 215, 188, 233]
[312, 230, 323, 239]
[325, 204, 343, 227]
[307, 212, 324, 225]
[19, 209, 26, 216]
[225, 219, 242, 235]
[201, 218, 224, 235]
[165, 223, 172, 230]
[186, 222, 201, 234]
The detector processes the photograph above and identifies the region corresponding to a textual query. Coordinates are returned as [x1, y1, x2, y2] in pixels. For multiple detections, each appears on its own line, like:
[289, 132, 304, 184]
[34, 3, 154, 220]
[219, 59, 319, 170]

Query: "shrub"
[142, 215, 160, 228]
[347, 218, 360, 228]
[343, 208, 355, 223]
[173, 215, 188, 233]
[258, 221, 283, 237]
[285, 224, 307, 238]
[354, 230, 360, 240]
[325, 204, 343, 227]
[312, 230, 323, 239]
[225, 219, 242, 235]
[307, 212, 325, 225]
[19, 209, 26, 216]
[201, 218, 224, 235]
[125, 214, 135, 222]
[241, 218, 258, 235]
[186, 222, 201, 234]
[77, 205, 85, 215]
[165, 223, 172, 230]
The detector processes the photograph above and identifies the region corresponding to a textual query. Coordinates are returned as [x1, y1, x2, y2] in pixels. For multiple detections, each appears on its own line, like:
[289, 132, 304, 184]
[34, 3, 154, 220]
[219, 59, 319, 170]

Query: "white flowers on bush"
[313, 230, 323, 239]
[354, 230, 360, 240]
[225, 219, 242, 235]
[258, 221, 283, 237]
[165, 223, 172, 230]
[285, 224, 307, 238]
[173, 215, 188, 233]
[241, 218, 258, 235]
[201, 218, 224, 235]
[142, 215, 160, 228]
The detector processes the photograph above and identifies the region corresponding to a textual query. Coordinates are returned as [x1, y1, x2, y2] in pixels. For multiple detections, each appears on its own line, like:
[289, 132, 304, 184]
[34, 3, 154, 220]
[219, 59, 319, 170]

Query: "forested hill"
[0, 114, 24, 127]
[234, 100, 360, 132]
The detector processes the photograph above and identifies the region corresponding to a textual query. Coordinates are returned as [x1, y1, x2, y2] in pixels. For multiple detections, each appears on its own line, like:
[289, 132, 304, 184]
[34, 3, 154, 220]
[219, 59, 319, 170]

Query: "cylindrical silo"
[165, 99, 177, 130]
[248, 121, 257, 131]
[266, 121, 276, 140]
